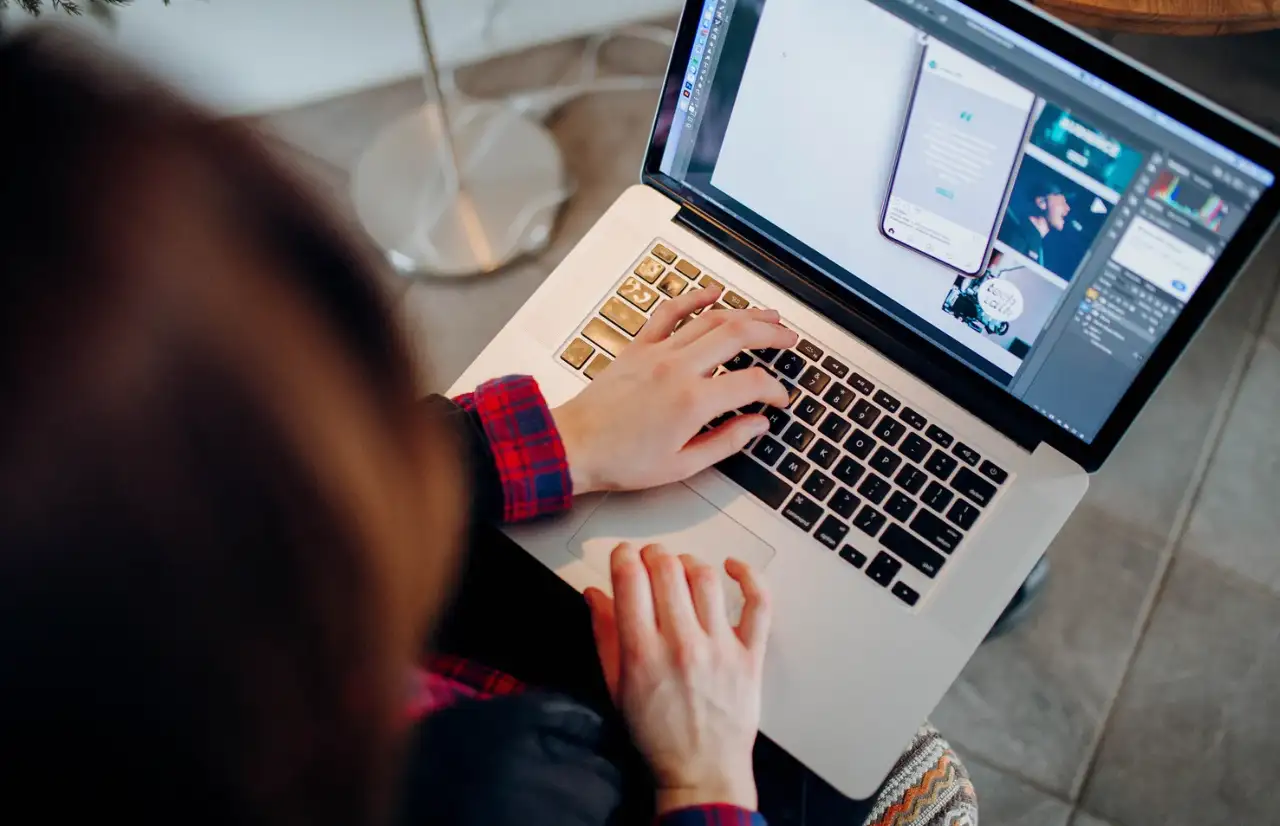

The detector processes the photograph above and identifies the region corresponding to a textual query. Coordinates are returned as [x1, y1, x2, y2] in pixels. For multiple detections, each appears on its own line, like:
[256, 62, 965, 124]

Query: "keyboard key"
[925, 424, 954, 448]
[802, 470, 835, 501]
[560, 338, 594, 369]
[698, 274, 723, 291]
[951, 467, 997, 507]
[634, 257, 665, 282]
[584, 353, 612, 380]
[752, 347, 780, 363]
[782, 492, 823, 532]
[751, 435, 785, 467]
[799, 366, 831, 396]
[873, 390, 900, 413]
[925, 450, 958, 480]
[582, 317, 631, 356]
[821, 356, 849, 378]
[723, 351, 754, 371]
[857, 473, 891, 504]
[884, 491, 917, 522]
[822, 383, 855, 412]
[814, 515, 849, 550]
[844, 429, 876, 459]
[979, 460, 1008, 485]
[830, 488, 859, 519]
[947, 500, 980, 531]
[891, 582, 920, 606]
[881, 524, 947, 577]
[952, 442, 981, 466]
[709, 303, 730, 312]
[833, 456, 866, 487]
[601, 297, 647, 336]
[850, 399, 881, 428]
[716, 451, 790, 510]
[796, 339, 824, 361]
[901, 433, 931, 463]
[782, 422, 815, 451]
[617, 277, 660, 311]
[807, 439, 839, 469]
[782, 381, 802, 408]
[854, 505, 888, 537]
[794, 397, 826, 425]
[674, 259, 700, 279]
[741, 401, 764, 415]
[865, 551, 901, 587]
[910, 510, 964, 554]
[763, 406, 790, 435]
[658, 272, 689, 297]
[819, 412, 851, 441]
[848, 373, 875, 395]
[872, 417, 907, 446]
[650, 244, 677, 264]
[870, 446, 902, 476]
[723, 291, 750, 310]
[900, 407, 927, 430]
[778, 452, 810, 483]
[895, 464, 927, 495]
[708, 411, 737, 429]
[922, 481, 954, 512]
[839, 545, 868, 569]
[776, 351, 806, 379]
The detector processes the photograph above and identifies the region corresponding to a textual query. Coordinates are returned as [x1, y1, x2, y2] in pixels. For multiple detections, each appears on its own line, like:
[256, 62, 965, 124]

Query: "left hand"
[551, 286, 798, 494]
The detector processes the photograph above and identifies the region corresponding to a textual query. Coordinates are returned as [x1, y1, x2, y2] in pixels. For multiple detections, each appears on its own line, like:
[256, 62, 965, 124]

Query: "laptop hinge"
[671, 205, 1041, 453]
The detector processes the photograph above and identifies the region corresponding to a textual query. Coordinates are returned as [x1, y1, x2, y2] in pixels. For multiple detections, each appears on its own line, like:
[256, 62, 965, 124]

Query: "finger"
[610, 543, 658, 663]
[673, 414, 770, 479]
[698, 366, 790, 420]
[680, 554, 729, 636]
[584, 587, 622, 700]
[684, 316, 799, 372]
[636, 286, 722, 343]
[667, 306, 781, 350]
[726, 557, 771, 656]
[641, 544, 701, 639]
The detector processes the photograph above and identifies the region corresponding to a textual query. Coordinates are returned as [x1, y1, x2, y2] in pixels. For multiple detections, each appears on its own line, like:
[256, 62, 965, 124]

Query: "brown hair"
[0, 29, 464, 824]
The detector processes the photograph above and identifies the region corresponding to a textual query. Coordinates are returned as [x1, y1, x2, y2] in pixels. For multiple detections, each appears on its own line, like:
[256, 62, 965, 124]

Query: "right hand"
[584, 543, 772, 814]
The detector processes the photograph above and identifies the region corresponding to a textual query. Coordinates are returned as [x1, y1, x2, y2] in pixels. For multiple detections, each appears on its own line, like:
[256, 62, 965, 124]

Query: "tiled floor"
[257, 23, 1280, 826]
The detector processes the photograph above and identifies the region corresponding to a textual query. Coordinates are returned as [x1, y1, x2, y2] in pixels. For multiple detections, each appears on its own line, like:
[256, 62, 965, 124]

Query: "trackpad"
[570, 484, 776, 624]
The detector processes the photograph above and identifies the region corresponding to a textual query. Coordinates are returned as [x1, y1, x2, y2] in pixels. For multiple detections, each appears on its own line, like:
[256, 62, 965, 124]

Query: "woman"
[0, 29, 975, 826]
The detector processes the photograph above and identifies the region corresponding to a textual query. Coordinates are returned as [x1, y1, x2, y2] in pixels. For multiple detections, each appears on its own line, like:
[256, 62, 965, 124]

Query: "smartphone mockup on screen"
[881, 38, 1037, 275]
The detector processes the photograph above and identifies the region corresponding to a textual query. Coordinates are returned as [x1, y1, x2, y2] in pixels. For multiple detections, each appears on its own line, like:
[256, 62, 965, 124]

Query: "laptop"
[448, 0, 1280, 799]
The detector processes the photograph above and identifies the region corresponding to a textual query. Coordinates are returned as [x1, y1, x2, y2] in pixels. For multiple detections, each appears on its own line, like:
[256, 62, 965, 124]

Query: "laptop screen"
[658, 0, 1275, 443]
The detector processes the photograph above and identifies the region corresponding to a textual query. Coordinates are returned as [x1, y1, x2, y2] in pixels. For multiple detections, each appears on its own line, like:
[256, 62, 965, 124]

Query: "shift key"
[716, 451, 791, 510]
[582, 317, 631, 356]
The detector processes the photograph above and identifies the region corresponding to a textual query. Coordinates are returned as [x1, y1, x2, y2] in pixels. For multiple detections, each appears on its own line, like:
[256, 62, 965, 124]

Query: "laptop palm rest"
[569, 483, 776, 624]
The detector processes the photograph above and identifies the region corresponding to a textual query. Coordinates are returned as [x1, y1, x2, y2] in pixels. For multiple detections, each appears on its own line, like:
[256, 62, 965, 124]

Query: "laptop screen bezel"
[641, 0, 1280, 472]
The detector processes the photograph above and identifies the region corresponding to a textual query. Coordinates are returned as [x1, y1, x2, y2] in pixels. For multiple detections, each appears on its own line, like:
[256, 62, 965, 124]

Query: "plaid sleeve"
[452, 375, 572, 523]
[657, 806, 766, 826]
[405, 656, 525, 721]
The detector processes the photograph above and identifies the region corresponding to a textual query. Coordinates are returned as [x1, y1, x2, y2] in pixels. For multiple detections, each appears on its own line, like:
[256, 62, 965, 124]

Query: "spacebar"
[715, 451, 790, 510]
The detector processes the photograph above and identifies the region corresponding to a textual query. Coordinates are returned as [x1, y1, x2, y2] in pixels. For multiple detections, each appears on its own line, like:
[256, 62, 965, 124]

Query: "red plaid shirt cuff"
[657, 805, 767, 826]
[452, 375, 572, 523]
[405, 656, 525, 721]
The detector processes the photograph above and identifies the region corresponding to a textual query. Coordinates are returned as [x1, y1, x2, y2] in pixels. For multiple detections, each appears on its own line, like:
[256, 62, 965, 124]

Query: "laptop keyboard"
[557, 240, 1011, 609]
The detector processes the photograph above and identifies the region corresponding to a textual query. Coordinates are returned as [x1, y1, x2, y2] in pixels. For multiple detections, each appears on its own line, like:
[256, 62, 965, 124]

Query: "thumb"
[584, 587, 621, 700]
[676, 414, 769, 478]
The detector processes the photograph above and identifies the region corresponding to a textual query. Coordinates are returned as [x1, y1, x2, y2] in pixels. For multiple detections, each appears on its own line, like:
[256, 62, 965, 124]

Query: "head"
[0, 29, 466, 824]
[1030, 183, 1072, 231]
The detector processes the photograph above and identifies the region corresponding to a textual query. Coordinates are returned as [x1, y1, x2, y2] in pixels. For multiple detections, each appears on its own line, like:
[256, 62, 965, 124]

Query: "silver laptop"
[448, 0, 1280, 799]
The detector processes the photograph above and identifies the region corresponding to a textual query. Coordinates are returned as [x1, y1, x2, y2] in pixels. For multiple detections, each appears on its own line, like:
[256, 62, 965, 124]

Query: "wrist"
[655, 773, 758, 814]
[550, 402, 599, 495]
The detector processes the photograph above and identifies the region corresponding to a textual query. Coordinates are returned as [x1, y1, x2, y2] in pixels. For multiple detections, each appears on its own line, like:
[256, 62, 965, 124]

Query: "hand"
[584, 543, 771, 814]
[552, 287, 797, 494]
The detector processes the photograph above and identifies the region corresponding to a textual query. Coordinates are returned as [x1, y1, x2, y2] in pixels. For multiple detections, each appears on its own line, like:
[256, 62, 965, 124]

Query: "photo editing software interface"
[659, 0, 1274, 441]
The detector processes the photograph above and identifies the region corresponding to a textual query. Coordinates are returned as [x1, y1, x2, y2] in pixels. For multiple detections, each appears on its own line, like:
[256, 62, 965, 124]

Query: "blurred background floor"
[257, 24, 1280, 826]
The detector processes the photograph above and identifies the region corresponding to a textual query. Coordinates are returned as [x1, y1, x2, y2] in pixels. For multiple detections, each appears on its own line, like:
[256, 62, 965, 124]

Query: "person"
[0, 28, 976, 826]
[997, 178, 1074, 269]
